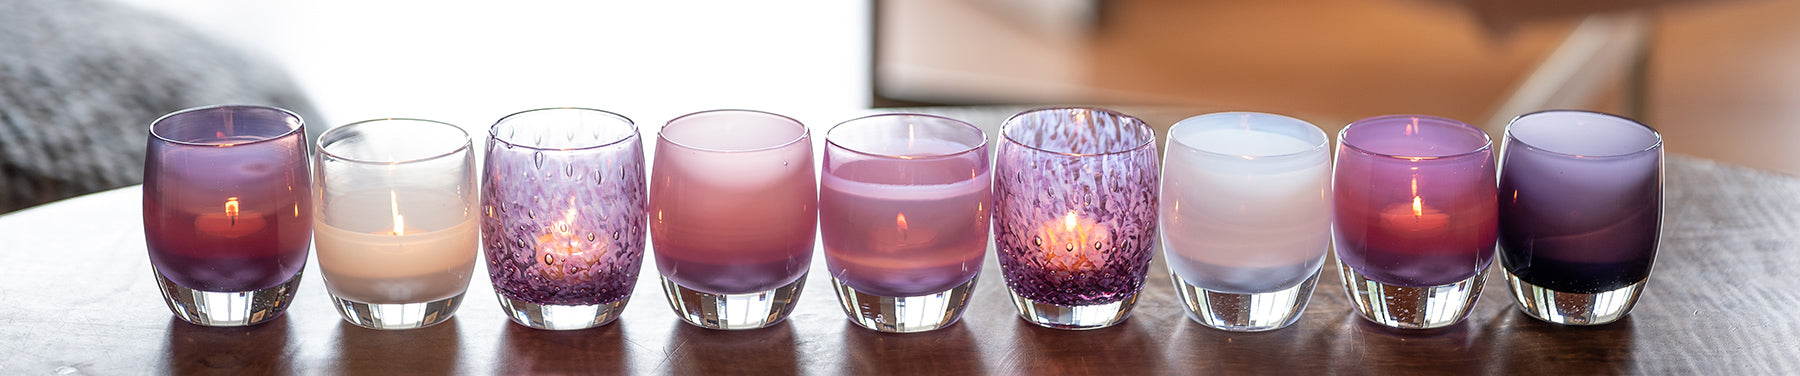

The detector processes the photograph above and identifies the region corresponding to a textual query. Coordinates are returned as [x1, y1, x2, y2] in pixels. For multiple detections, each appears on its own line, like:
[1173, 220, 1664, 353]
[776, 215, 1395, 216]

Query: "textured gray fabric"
[0, 0, 321, 213]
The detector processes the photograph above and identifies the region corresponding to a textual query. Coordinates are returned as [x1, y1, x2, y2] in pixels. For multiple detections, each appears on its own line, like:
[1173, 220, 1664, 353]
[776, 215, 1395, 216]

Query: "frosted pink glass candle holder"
[994, 107, 1158, 330]
[1160, 112, 1331, 332]
[484, 108, 647, 330]
[650, 109, 817, 330]
[314, 118, 477, 330]
[1333, 114, 1498, 329]
[144, 105, 312, 327]
[821, 113, 990, 333]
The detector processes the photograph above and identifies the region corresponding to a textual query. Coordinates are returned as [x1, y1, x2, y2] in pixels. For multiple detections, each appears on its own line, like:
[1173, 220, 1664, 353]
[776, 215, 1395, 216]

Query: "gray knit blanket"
[0, 0, 321, 213]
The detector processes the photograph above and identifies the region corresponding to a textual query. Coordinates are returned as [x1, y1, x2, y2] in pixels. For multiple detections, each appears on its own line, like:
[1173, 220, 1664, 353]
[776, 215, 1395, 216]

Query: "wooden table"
[3, 154, 1797, 374]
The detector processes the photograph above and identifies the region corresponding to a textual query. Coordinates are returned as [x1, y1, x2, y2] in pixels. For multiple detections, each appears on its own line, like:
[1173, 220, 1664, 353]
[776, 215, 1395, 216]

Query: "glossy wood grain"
[2, 155, 1796, 375]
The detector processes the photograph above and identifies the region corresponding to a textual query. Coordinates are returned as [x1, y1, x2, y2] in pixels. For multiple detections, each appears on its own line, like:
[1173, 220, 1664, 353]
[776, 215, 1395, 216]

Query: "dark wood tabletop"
[3, 153, 1798, 375]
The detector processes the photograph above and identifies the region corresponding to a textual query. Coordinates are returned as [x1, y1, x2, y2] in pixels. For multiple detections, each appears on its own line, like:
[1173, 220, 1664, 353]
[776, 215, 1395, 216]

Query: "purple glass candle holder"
[650, 110, 816, 330]
[1333, 114, 1497, 329]
[994, 107, 1158, 330]
[1500, 110, 1663, 325]
[483, 108, 646, 330]
[821, 113, 990, 333]
[144, 105, 312, 327]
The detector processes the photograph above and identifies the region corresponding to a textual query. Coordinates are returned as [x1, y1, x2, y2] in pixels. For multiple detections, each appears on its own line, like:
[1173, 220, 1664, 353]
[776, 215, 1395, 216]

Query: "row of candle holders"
[143, 105, 1662, 334]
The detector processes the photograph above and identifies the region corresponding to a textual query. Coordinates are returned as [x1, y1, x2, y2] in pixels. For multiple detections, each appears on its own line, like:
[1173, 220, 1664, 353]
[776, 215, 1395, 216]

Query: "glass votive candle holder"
[994, 107, 1159, 330]
[1500, 110, 1663, 325]
[1332, 114, 1498, 329]
[313, 118, 478, 330]
[144, 105, 312, 327]
[650, 109, 817, 330]
[483, 108, 648, 330]
[1160, 112, 1331, 332]
[820, 113, 990, 333]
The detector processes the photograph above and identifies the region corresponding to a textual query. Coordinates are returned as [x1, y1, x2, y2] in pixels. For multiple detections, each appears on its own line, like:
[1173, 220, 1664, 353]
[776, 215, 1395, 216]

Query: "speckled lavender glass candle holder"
[482, 108, 646, 330]
[994, 107, 1159, 330]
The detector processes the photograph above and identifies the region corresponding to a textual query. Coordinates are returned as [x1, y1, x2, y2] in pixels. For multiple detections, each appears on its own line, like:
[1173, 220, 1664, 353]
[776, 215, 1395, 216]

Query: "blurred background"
[3, 0, 1797, 213]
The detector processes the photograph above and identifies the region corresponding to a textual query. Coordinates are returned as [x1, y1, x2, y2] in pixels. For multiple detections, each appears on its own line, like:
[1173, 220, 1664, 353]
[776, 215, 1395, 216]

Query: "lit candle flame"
[225, 197, 239, 226]
[1412, 196, 1424, 218]
[1063, 211, 1078, 232]
[389, 190, 405, 236]
[896, 212, 910, 242]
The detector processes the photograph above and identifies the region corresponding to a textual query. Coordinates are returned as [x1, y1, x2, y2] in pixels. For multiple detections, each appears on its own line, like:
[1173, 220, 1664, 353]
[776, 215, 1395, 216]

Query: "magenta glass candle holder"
[1160, 112, 1331, 332]
[483, 108, 647, 330]
[994, 107, 1158, 330]
[821, 113, 990, 333]
[314, 118, 477, 330]
[144, 105, 312, 327]
[650, 109, 816, 330]
[1333, 115, 1497, 329]
[1500, 110, 1663, 325]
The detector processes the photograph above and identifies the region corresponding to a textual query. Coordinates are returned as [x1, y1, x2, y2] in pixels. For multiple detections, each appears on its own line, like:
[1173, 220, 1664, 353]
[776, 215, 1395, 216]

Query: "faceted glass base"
[1172, 270, 1319, 332]
[1007, 289, 1139, 330]
[153, 267, 303, 327]
[1505, 270, 1646, 325]
[1337, 259, 1486, 329]
[661, 273, 807, 330]
[332, 293, 464, 330]
[495, 294, 629, 331]
[831, 276, 977, 333]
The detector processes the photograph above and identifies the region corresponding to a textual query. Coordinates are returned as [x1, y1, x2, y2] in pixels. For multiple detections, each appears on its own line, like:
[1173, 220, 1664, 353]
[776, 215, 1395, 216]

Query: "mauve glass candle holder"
[650, 109, 816, 330]
[1333, 115, 1497, 329]
[994, 107, 1158, 330]
[1160, 112, 1331, 332]
[1500, 110, 1663, 325]
[483, 108, 647, 330]
[144, 105, 312, 327]
[821, 113, 990, 333]
[314, 118, 477, 330]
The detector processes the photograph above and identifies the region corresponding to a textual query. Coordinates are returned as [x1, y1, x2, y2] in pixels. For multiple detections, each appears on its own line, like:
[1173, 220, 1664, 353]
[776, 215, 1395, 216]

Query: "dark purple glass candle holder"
[144, 105, 312, 327]
[483, 108, 646, 330]
[994, 107, 1158, 330]
[1333, 114, 1497, 329]
[1500, 110, 1663, 325]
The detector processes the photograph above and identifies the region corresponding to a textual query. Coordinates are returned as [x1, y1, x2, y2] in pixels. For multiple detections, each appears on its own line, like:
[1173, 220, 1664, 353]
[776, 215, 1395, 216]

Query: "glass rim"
[317, 118, 472, 165]
[1336, 114, 1493, 160]
[824, 113, 988, 161]
[1000, 106, 1155, 157]
[1167, 111, 1329, 160]
[1504, 109, 1664, 159]
[489, 107, 639, 151]
[658, 109, 809, 153]
[148, 104, 305, 147]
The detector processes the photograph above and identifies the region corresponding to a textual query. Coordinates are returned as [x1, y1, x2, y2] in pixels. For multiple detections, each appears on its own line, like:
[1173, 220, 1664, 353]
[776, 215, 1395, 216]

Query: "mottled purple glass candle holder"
[650, 110, 817, 330]
[144, 105, 312, 327]
[483, 108, 646, 330]
[821, 113, 990, 333]
[1160, 112, 1331, 332]
[1333, 115, 1497, 329]
[994, 107, 1158, 330]
[1500, 110, 1663, 326]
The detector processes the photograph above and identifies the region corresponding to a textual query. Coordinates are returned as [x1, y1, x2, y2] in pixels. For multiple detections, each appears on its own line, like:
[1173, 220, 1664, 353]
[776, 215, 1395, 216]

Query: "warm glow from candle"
[1063, 211, 1078, 232]
[896, 212, 910, 241]
[389, 190, 406, 236]
[225, 197, 240, 223]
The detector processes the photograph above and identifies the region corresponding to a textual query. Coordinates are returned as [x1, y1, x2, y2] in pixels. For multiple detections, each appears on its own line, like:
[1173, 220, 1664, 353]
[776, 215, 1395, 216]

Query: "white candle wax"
[316, 189, 478, 304]
[1162, 127, 1331, 292]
